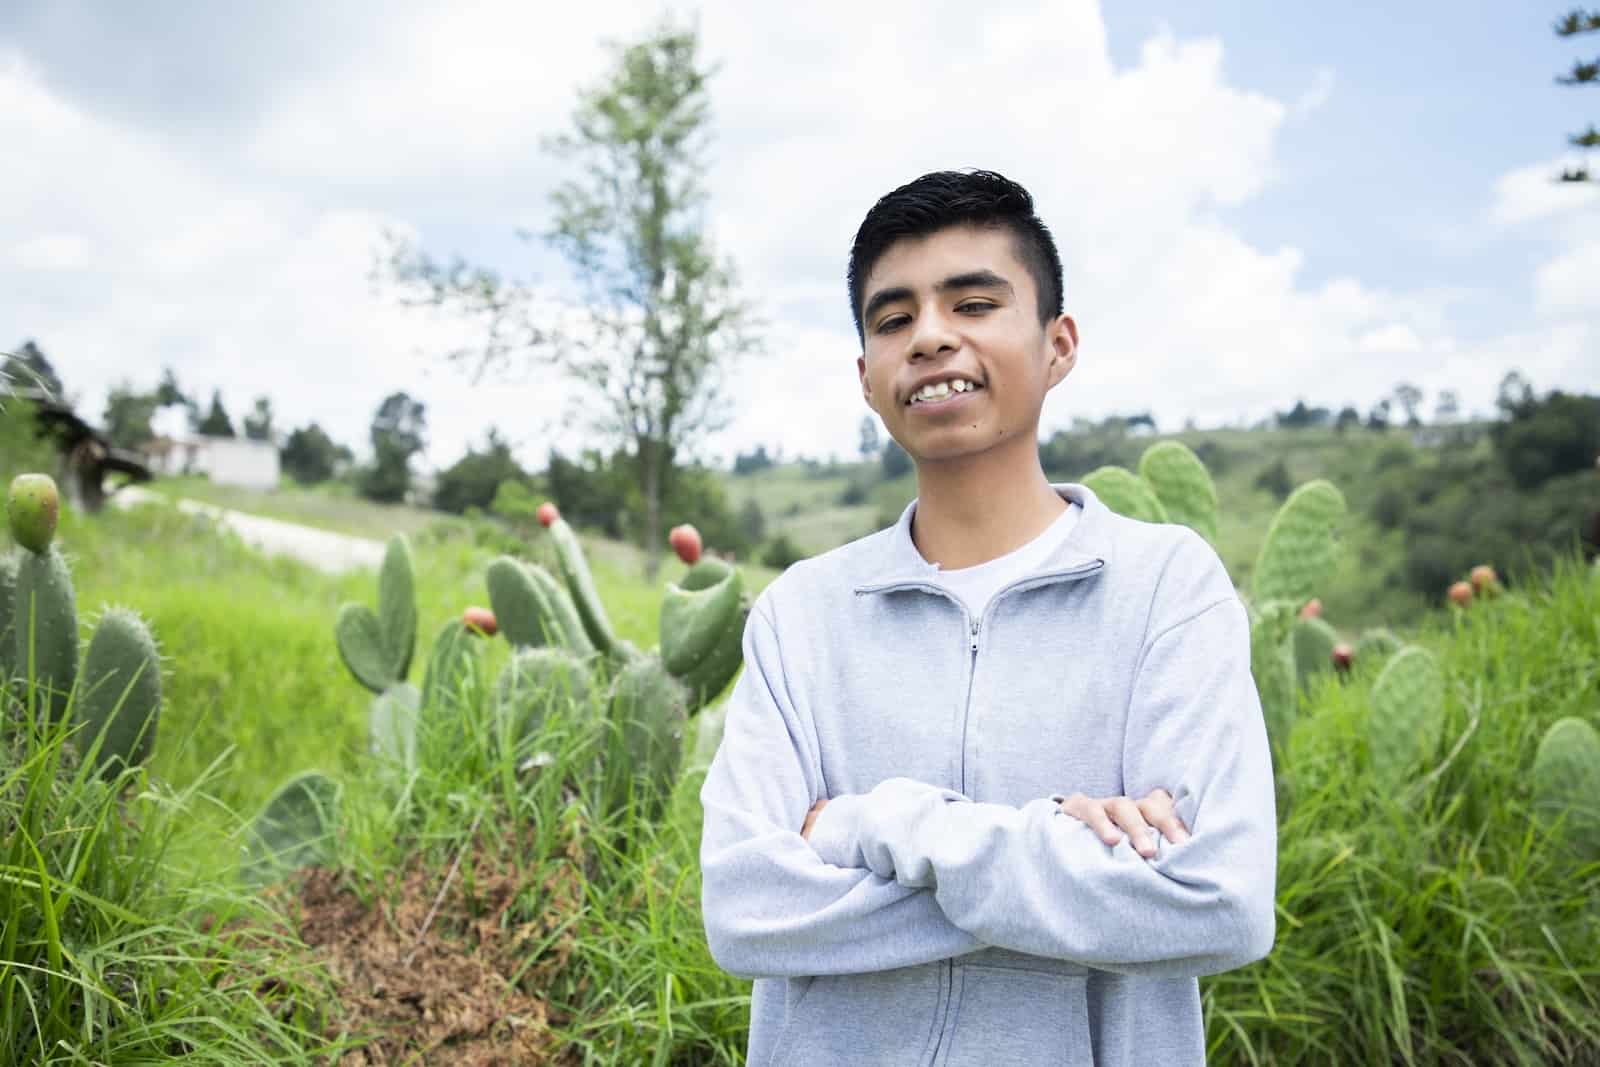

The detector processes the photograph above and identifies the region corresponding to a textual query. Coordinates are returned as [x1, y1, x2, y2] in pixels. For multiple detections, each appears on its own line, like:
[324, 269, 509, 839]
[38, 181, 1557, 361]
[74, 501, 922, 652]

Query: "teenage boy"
[700, 170, 1276, 1067]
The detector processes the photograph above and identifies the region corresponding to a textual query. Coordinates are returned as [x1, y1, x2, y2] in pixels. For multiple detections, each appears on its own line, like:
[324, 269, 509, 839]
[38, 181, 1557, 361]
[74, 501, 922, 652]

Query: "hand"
[1057, 789, 1189, 858]
[800, 797, 829, 840]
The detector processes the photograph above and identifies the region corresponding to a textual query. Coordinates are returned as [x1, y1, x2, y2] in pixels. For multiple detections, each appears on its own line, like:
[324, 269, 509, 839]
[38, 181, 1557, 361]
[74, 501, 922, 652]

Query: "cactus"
[1292, 615, 1340, 688]
[1250, 601, 1298, 757]
[0, 549, 17, 680]
[7, 473, 59, 553]
[1366, 646, 1444, 788]
[419, 617, 483, 716]
[1138, 441, 1219, 544]
[1081, 466, 1169, 524]
[487, 556, 558, 648]
[243, 770, 341, 883]
[548, 517, 616, 655]
[524, 564, 594, 654]
[1531, 717, 1600, 861]
[333, 534, 417, 693]
[1252, 480, 1346, 606]
[377, 536, 417, 683]
[75, 607, 162, 777]
[1355, 627, 1403, 664]
[14, 543, 78, 724]
[369, 682, 420, 773]
[607, 655, 689, 810]
[493, 646, 593, 749]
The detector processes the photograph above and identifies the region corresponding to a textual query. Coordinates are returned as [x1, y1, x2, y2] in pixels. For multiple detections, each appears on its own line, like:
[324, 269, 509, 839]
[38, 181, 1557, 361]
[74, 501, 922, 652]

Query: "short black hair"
[846, 169, 1065, 342]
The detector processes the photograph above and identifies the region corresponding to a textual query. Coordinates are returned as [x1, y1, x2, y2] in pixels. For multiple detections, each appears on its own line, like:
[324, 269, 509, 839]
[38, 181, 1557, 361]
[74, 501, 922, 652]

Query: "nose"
[907, 306, 958, 361]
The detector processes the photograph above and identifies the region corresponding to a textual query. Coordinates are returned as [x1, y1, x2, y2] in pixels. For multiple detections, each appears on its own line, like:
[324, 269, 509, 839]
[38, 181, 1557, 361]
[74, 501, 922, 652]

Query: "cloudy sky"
[3, 1, 1597, 472]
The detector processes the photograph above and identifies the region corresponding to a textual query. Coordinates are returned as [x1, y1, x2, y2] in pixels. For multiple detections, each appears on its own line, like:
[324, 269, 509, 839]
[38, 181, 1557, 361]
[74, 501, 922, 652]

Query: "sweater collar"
[853, 482, 1112, 595]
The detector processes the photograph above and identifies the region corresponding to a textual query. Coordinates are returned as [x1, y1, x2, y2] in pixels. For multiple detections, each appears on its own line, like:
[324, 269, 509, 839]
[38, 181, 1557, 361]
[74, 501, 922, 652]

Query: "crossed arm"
[698, 597, 1277, 981]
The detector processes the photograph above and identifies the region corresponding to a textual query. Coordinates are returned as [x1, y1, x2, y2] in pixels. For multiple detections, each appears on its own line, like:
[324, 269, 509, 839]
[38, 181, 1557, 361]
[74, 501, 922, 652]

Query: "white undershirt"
[924, 501, 1082, 620]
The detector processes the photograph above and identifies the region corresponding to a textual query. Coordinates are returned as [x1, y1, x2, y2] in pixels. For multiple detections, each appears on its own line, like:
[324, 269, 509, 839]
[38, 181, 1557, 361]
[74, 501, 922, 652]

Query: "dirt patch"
[280, 842, 587, 1065]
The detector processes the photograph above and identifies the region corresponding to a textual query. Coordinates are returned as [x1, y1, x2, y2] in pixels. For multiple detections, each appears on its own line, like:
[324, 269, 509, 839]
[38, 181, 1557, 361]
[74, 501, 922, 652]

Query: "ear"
[1043, 314, 1078, 391]
[857, 354, 874, 407]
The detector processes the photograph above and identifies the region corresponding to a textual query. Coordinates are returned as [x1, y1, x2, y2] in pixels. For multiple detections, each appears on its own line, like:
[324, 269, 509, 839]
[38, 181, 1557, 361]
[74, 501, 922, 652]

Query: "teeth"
[911, 379, 980, 404]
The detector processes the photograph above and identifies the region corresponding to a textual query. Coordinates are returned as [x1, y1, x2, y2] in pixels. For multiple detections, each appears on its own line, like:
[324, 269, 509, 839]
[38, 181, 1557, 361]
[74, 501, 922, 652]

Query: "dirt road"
[112, 487, 386, 574]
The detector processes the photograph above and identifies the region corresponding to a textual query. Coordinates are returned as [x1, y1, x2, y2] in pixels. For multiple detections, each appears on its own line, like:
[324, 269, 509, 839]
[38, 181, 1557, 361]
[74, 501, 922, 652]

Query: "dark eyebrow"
[861, 270, 1015, 327]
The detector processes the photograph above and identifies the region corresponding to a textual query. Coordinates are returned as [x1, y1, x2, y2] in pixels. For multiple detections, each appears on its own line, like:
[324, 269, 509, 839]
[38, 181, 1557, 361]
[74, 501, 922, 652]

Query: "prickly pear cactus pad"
[1250, 602, 1298, 756]
[660, 566, 743, 676]
[1531, 716, 1600, 861]
[7, 472, 60, 554]
[377, 536, 417, 683]
[76, 607, 162, 776]
[608, 655, 689, 806]
[492, 647, 593, 748]
[1252, 480, 1346, 606]
[1355, 627, 1403, 663]
[487, 557, 558, 649]
[15, 543, 79, 722]
[548, 518, 616, 655]
[1081, 466, 1170, 525]
[1137, 441, 1219, 543]
[1366, 646, 1445, 788]
[1292, 616, 1340, 688]
[0, 549, 17, 679]
[369, 682, 421, 773]
[523, 563, 594, 654]
[244, 770, 342, 882]
[420, 617, 483, 715]
[335, 603, 393, 694]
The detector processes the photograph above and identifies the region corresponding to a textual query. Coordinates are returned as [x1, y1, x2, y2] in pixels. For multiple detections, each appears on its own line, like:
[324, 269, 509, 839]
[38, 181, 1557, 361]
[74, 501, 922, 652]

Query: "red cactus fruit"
[669, 523, 702, 565]
[463, 605, 498, 636]
[1299, 597, 1323, 620]
[1331, 643, 1354, 673]
[537, 502, 559, 528]
[1447, 581, 1474, 607]
[1469, 564, 1499, 594]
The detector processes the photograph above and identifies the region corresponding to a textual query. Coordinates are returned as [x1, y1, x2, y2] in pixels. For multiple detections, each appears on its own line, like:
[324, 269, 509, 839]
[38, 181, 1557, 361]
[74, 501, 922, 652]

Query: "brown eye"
[875, 315, 909, 334]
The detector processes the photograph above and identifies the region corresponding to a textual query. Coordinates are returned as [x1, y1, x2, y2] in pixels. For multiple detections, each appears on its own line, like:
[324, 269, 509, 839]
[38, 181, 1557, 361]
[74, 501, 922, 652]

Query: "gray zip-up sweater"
[700, 483, 1277, 1066]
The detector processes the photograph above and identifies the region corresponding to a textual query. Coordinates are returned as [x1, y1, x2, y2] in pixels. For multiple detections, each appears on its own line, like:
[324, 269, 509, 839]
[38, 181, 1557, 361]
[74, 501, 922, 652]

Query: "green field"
[6, 446, 1599, 1063]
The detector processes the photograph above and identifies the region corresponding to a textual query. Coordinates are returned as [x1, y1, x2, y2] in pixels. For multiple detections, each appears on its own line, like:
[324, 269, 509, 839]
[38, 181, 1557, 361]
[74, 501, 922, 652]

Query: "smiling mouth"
[906, 379, 984, 406]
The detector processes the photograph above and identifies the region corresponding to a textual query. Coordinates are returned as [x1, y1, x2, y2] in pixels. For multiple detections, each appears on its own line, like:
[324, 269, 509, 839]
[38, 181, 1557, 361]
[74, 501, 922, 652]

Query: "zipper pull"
[970, 619, 979, 651]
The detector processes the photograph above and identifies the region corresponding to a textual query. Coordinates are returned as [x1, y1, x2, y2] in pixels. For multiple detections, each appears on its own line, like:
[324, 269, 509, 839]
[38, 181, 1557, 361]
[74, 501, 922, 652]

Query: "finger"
[1106, 797, 1157, 857]
[1138, 790, 1191, 844]
[1061, 794, 1123, 847]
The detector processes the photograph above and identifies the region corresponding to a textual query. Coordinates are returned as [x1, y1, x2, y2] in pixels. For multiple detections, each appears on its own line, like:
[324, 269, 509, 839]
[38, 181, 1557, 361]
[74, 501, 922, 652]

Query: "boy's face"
[856, 224, 1077, 467]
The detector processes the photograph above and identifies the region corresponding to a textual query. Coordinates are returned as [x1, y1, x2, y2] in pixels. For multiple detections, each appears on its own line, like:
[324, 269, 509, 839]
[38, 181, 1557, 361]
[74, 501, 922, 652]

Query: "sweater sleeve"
[815, 591, 1278, 978]
[698, 602, 983, 980]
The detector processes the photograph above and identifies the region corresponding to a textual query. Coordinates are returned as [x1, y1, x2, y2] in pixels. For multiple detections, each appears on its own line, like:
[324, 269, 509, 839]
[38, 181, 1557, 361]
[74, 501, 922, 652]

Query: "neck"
[909, 435, 1066, 570]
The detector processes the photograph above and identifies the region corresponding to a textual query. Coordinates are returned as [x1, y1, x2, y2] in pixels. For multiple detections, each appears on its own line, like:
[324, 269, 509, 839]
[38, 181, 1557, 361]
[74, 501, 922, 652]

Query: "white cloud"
[1490, 158, 1600, 227]
[1293, 68, 1335, 119]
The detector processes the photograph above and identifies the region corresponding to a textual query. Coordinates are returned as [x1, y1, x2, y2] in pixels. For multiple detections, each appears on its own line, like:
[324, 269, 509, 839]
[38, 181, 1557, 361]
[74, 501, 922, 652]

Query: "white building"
[142, 407, 281, 490]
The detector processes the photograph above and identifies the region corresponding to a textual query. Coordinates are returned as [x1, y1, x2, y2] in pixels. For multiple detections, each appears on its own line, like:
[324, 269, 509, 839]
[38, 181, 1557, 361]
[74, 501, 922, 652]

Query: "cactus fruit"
[7, 472, 59, 553]
[548, 517, 616, 655]
[369, 682, 420, 772]
[1531, 717, 1600, 861]
[244, 770, 342, 882]
[669, 524, 703, 565]
[1447, 581, 1473, 607]
[333, 535, 416, 693]
[75, 607, 162, 776]
[1137, 441, 1219, 544]
[334, 603, 393, 694]
[14, 544, 78, 722]
[1366, 646, 1444, 787]
[462, 606, 497, 636]
[377, 536, 417, 683]
[1081, 466, 1170, 524]
[1292, 615, 1339, 688]
[607, 655, 689, 806]
[493, 647, 593, 748]
[1252, 480, 1346, 606]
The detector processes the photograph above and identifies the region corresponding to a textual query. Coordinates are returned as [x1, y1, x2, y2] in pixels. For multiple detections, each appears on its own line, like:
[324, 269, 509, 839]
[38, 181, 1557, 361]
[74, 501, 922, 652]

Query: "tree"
[738, 497, 766, 545]
[280, 422, 342, 485]
[732, 444, 775, 475]
[386, 19, 758, 575]
[3, 340, 65, 400]
[360, 391, 426, 504]
[196, 389, 236, 437]
[243, 396, 274, 442]
[1490, 388, 1600, 489]
[102, 384, 160, 450]
[432, 428, 531, 514]
[858, 415, 881, 461]
[1555, 8, 1600, 181]
[1433, 389, 1460, 424]
[155, 366, 190, 409]
[1391, 383, 1424, 428]
[881, 439, 913, 479]
[1334, 406, 1361, 433]
[1366, 398, 1392, 432]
